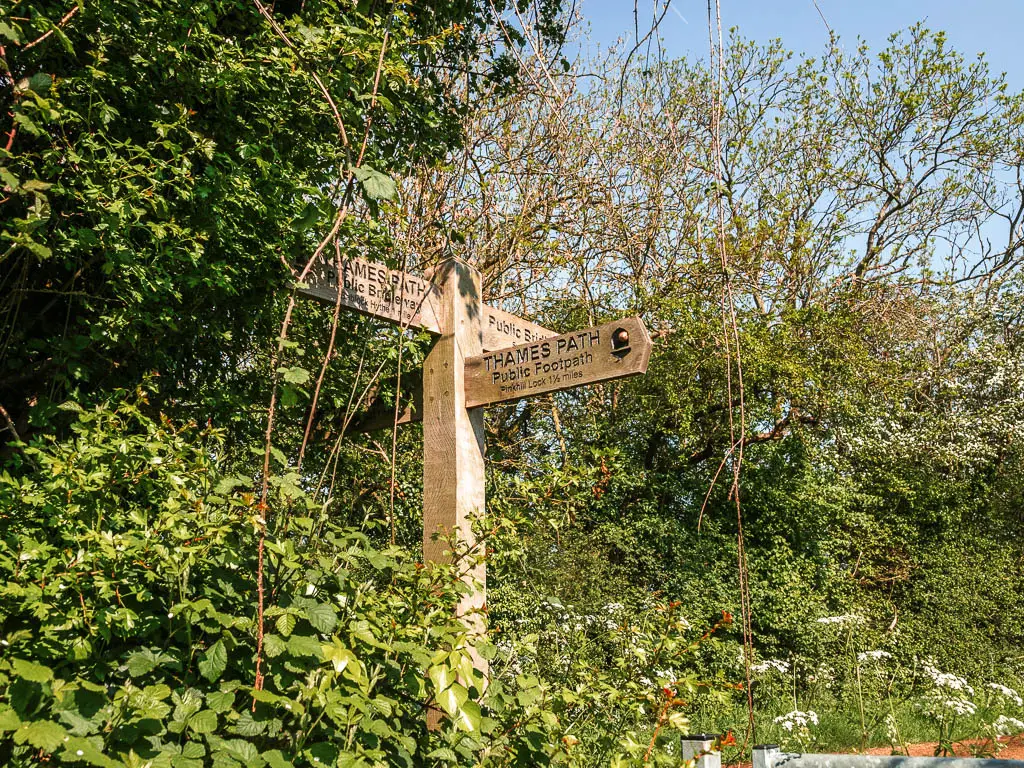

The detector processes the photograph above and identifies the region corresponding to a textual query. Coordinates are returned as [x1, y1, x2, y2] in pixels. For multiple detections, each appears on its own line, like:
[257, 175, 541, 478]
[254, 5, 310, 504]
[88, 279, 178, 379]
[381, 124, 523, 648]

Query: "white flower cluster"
[857, 650, 892, 662]
[919, 688, 976, 722]
[987, 682, 1024, 707]
[774, 710, 819, 732]
[815, 614, 863, 626]
[884, 712, 900, 746]
[752, 659, 791, 674]
[922, 663, 974, 695]
[946, 698, 978, 717]
[994, 715, 1024, 736]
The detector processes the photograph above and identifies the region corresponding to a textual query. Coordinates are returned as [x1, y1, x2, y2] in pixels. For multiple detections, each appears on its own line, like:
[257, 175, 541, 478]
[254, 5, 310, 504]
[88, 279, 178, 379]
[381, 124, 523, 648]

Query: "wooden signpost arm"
[294, 251, 654, 728]
[422, 258, 488, 674]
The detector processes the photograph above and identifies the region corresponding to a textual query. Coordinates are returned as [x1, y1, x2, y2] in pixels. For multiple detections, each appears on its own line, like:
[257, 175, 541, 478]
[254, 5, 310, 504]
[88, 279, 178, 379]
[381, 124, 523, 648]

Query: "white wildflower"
[987, 683, 1024, 707]
[919, 688, 976, 721]
[752, 659, 791, 675]
[994, 715, 1024, 736]
[774, 710, 819, 731]
[884, 712, 900, 746]
[816, 614, 863, 626]
[948, 698, 977, 717]
[857, 650, 892, 662]
[923, 664, 974, 696]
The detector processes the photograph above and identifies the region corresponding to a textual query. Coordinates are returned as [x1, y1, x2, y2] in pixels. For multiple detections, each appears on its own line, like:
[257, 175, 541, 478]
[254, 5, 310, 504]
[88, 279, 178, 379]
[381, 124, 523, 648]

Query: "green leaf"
[17, 719, 67, 752]
[28, 73, 52, 93]
[476, 641, 498, 661]
[264, 751, 294, 768]
[12, 658, 53, 683]
[289, 202, 320, 232]
[0, 168, 19, 191]
[277, 366, 309, 385]
[352, 164, 398, 200]
[0, 21, 21, 43]
[0, 706, 21, 731]
[187, 709, 217, 735]
[275, 613, 296, 637]
[182, 742, 206, 759]
[436, 682, 468, 718]
[214, 476, 247, 495]
[287, 634, 323, 659]
[452, 700, 481, 732]
[222, 738, 262, 765]
[198, 639, 228, 682]
[63, 736, 118, 767]
[426, 747, 458, 761]
[231, 711, 267, 737]
[22, 179, 52, 193]
[206, 690, 235, 713]
[428, 664, 453, 694]
[263, 634, 287, 658]
[126, 648, 172, 677]
[304, 603, 336, 634]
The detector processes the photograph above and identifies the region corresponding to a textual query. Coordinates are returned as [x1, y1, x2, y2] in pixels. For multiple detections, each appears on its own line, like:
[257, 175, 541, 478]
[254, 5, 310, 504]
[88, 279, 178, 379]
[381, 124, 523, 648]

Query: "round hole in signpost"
[611, 327, 631, 357]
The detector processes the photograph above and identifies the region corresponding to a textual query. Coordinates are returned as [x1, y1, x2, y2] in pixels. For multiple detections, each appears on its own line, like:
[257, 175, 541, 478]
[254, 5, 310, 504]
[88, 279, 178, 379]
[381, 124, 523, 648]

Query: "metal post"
[753, 744, 781, 768]
[682, 734, 723, 768]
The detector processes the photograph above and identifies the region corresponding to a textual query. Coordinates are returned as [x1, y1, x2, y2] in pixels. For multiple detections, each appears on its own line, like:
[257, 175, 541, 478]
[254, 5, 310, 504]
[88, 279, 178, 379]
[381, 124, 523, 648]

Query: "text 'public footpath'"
[483, 329, 601, 393]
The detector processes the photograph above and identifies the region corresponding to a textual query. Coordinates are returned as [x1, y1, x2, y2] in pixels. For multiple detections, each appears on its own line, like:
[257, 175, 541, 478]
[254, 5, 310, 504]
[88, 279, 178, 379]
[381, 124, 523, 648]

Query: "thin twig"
[0, 402, 21, 443]
[22, 5, 80, 51]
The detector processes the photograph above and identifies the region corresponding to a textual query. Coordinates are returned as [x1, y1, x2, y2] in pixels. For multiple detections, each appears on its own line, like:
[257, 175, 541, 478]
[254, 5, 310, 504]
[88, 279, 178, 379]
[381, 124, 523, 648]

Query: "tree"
[395, 24, 1024, 695]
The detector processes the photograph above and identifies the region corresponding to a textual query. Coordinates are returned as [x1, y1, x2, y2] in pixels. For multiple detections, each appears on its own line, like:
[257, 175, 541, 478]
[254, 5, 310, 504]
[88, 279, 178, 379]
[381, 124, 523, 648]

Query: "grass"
[685, 693, 1023, 758]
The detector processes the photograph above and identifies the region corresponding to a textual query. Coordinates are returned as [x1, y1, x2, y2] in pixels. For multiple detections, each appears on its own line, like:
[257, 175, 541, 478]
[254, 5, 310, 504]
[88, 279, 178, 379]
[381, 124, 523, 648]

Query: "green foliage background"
[2, 1, 1024, 765]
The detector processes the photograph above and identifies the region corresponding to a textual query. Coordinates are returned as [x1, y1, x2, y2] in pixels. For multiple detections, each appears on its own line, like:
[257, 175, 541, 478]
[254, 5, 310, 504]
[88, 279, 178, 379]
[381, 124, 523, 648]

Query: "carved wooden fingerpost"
[422, 258, 487, 668]
[295, 251, 653, 727]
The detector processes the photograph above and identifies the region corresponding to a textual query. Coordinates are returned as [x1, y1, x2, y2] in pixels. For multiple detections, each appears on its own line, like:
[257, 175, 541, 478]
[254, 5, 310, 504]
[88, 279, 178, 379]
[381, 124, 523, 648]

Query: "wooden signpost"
[297, 255, 652, 682]
[301, 255, 555, 350]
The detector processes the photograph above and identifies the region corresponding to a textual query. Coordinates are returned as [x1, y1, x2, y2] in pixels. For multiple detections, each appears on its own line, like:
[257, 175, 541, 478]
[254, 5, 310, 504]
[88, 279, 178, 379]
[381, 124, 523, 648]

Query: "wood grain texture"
[421, 258, 487, 682]
[298, 255, 441, 333]
[464, 316, 652, 407]
[298, 254, 554, 351]
[481, 305, 556, 351]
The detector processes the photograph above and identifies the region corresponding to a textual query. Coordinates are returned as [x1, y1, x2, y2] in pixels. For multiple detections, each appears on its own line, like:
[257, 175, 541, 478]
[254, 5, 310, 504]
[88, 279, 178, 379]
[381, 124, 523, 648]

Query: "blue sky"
[578, 0, 1024, 89]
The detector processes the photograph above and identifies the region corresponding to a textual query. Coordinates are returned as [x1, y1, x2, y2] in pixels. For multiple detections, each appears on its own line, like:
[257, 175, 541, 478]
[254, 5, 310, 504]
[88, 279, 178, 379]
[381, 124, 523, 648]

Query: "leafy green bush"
[0, 390, 736, 765]
[0, 389, 480, 765]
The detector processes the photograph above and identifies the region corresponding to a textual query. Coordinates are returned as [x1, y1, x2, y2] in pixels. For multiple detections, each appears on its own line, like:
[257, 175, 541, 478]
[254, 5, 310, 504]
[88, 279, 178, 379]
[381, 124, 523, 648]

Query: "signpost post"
[297, 255, 652, 686]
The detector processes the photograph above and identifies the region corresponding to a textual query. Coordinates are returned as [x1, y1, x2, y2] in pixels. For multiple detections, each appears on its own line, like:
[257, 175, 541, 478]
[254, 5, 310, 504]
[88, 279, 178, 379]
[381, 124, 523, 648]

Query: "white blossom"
[948, 698, 977, 717]
[815, 614, 863, 626]
[987, 683, 1024, 707]
[774, 710, 819, 731]
[994, 715, 1024, 736]
[752, 659, 791, 674]
[857, 650, 892, 662]
[922, 663, 974, 696]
